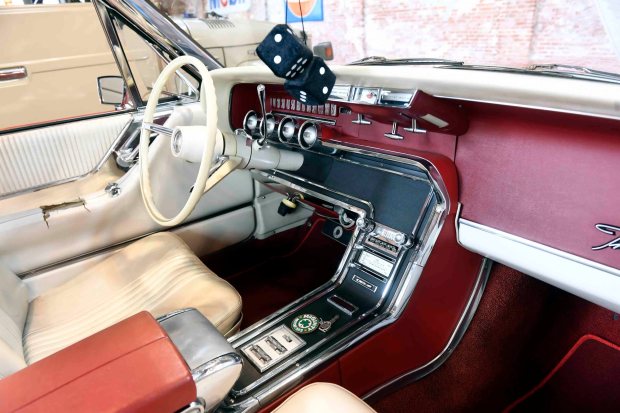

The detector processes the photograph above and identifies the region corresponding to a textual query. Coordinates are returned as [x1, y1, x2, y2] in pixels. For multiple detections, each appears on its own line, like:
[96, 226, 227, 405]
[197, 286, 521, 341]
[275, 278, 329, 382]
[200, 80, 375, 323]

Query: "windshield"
[155, 0, 620, 77]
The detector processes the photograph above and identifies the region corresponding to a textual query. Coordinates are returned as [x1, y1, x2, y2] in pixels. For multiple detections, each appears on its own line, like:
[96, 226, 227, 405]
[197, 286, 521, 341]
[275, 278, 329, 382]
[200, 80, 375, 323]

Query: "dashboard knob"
[356, 218, 374, 232]
[394, 232, 407, 245]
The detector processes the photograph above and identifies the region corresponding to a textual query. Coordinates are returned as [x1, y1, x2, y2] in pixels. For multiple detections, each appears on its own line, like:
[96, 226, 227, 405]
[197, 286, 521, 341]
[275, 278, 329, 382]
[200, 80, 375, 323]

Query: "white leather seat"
[273, 383, 377, 413]
[0, 232, 242, 378]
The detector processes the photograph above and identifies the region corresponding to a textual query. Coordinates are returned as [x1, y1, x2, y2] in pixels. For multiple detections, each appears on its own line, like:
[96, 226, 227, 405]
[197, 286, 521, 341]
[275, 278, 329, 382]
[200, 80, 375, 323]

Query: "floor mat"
[204, 219, 346, 328]
[505, 334, 620, 413]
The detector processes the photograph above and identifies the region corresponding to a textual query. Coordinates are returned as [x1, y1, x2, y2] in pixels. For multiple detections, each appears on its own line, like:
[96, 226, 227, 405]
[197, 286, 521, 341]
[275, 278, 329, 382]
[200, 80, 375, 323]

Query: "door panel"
[0, 104, 255, 274]
[0, 114, 131, 197]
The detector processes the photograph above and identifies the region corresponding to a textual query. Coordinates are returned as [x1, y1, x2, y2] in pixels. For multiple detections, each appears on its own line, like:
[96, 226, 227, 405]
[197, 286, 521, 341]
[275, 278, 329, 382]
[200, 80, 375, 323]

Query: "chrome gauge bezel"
[277, 116, 297, 143]
[298, 121, 319, 149]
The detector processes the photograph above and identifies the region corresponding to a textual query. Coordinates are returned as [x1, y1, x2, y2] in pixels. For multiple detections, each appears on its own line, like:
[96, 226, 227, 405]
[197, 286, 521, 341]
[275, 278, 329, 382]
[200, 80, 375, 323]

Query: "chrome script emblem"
[592, 224, 620, 251]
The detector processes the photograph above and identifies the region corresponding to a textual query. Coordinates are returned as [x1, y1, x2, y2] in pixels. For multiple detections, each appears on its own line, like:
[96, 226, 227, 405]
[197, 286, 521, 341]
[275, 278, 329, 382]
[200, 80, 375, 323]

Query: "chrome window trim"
[95, 0, 221, 71]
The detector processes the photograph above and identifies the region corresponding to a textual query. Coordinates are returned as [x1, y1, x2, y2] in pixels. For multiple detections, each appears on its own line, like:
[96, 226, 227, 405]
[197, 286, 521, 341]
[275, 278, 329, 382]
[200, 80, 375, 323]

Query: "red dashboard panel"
[456, 103, 620, 269]
[0, 312, 196, 413]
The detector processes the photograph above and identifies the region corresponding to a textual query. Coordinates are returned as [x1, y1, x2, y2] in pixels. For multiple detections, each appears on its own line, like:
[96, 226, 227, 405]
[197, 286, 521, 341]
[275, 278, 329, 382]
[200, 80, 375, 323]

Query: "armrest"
[0, 312, 196, 413]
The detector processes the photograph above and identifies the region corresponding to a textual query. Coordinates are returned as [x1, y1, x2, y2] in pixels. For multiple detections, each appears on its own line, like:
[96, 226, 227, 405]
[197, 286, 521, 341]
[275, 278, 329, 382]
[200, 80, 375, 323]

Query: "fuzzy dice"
[284, 56, 336, 105]
[256, 24, 313, 79]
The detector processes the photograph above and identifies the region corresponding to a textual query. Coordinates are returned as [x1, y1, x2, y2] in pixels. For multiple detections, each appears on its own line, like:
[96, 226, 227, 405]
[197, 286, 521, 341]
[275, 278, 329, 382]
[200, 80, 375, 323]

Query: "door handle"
[0, 66, 27, 82]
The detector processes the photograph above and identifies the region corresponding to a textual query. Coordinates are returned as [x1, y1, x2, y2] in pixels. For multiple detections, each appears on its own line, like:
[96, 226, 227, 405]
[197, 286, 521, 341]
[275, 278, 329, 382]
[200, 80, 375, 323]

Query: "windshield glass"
[154, 0, 620, 76]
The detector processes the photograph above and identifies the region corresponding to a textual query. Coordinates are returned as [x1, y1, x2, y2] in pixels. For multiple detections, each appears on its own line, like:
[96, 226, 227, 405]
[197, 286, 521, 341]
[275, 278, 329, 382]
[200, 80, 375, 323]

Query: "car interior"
[0, 0, 619, 412]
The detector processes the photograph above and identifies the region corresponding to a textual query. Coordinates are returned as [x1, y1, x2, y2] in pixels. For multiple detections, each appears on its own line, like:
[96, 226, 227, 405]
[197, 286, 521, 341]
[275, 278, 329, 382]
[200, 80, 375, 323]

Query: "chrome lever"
[384, 121, 404, 140]
[257, 84, 267, 145]
[142, 122, 174, 136]
[404, 118, 427, 134]
[352, 114, 371, 125]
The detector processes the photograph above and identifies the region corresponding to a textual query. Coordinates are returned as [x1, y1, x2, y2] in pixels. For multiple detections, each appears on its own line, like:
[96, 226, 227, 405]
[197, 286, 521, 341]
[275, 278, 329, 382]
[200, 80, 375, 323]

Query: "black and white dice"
[256, 24, 313, 79]
[284, 57, 336, 106]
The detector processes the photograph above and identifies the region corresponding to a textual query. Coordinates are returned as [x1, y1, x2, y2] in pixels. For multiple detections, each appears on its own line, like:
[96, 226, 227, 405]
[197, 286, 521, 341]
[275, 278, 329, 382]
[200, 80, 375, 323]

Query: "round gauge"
[278, 117, 297, 143]
[260, 113, 276, 137]
[298, 121, 319, 149]
[243, 110, 259, 134]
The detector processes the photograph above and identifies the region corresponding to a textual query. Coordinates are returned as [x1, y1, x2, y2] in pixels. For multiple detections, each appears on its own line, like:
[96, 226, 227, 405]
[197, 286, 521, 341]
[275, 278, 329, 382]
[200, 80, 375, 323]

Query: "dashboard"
[227, 77, 620, 314]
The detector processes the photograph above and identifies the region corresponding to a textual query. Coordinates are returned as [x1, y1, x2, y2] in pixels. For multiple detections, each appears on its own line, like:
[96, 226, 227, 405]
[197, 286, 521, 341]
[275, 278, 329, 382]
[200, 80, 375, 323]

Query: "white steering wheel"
[139, 55, 218, 227]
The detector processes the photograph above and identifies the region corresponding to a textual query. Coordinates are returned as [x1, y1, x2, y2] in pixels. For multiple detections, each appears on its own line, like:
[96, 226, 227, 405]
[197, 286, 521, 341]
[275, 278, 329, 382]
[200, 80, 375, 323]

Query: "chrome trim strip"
[0, 66, 27, 82]
[265, 170, 375, 219]
[192, 352, 243, 383]
[363, 258, 493, 401]
[272, 112, 337, 126]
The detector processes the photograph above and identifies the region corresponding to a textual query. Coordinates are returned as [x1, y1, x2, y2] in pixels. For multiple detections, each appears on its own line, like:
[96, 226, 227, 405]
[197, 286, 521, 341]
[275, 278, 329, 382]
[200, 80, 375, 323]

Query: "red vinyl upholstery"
[0, 311, 196, 413]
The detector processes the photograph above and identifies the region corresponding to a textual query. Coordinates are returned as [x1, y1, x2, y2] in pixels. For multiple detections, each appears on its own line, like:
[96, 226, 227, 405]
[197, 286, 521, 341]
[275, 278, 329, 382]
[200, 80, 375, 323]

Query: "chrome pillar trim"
[93, 0, 141, 107]
[94, 0, 221, 71]
[192, 352, 243, 383]
[0, 66, 27, 82]
[363, 258, 493, 402]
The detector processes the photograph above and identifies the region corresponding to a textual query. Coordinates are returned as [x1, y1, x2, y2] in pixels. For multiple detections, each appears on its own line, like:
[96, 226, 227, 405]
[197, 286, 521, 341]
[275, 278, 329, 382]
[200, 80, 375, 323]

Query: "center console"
[220, 142, 447, 412]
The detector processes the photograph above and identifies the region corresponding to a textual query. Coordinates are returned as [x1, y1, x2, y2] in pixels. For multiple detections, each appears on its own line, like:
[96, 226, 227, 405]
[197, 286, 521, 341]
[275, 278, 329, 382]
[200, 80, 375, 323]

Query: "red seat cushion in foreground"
[0, 311, 196, 413]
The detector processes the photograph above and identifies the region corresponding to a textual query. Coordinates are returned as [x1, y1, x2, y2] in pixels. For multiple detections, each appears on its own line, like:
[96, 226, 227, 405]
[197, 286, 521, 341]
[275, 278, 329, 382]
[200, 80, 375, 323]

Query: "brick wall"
[239, 0, 620, 72]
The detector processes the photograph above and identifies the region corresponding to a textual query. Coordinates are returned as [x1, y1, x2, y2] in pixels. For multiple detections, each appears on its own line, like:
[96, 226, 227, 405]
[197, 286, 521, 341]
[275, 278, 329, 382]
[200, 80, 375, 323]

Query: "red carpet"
[372, 265, 620, 412]
[505, 334, 620, 413]
[204, 219, 346, 328]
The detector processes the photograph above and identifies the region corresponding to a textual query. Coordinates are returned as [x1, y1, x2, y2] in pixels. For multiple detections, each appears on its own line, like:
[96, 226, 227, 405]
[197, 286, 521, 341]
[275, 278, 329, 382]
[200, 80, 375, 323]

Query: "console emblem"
[592, 224, 620, 251]
[291, 313, 319, 334]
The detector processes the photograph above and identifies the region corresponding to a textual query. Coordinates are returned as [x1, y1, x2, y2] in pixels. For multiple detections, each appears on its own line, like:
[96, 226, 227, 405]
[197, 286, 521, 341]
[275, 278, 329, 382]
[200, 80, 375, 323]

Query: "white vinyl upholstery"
[273, 383, 377, 413]
[0, 232, 241, 376]
[0, 114, 130, 196]
[0, 263, 29, 378]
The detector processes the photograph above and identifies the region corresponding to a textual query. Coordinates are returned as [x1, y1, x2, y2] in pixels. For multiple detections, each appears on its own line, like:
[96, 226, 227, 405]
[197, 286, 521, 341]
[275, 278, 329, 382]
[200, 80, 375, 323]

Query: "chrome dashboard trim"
[272, 112, 337, 126]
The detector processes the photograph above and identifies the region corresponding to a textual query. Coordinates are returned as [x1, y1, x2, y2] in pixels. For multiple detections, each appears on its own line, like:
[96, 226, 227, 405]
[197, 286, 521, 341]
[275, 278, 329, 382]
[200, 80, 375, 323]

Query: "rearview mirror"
[97, 76, 125, 105]
[313, 42, 334, 61]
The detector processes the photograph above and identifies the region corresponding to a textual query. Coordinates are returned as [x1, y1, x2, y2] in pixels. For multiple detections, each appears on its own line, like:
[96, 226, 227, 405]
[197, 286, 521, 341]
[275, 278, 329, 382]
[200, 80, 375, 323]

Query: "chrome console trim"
[192, 352, 243, 383]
